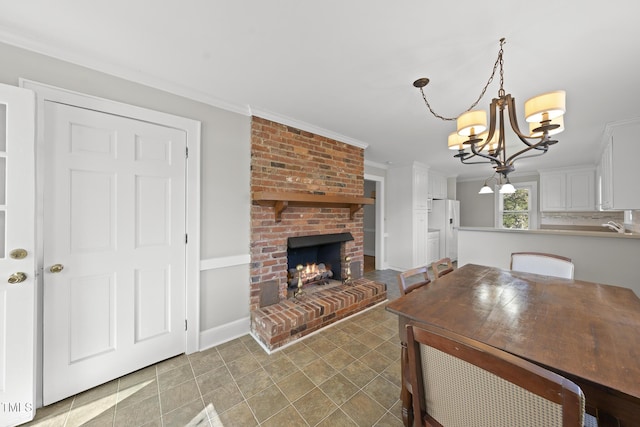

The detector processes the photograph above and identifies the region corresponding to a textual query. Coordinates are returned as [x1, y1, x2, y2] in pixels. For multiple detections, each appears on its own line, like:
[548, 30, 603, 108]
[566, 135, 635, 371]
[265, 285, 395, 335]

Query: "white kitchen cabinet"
[428, 170, 447, 200]
[427, 230, 440, 264]
[599, 121, 640, 210]
[539, 167, 594, 211]
[386, 162, 430, 270]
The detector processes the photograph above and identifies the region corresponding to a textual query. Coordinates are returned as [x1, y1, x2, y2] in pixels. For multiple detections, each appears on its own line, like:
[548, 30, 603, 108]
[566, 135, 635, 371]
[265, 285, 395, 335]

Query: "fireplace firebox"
[287, 232, 354, 288]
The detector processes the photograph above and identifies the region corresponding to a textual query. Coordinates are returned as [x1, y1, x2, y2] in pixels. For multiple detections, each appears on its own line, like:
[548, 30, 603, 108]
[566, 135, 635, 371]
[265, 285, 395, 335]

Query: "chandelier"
[413, 38, 566, 186]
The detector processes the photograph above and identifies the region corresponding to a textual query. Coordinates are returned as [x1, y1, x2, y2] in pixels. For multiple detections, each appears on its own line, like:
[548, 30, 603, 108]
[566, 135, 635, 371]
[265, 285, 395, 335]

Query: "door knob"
[49, 264, 64, 273]
[8, 272, 27, 284]
[9, 248, 28, 259]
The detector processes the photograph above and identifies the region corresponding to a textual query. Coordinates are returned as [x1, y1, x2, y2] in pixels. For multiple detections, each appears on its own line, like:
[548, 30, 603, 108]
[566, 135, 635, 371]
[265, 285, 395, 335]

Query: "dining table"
[385, 263, 640, 427]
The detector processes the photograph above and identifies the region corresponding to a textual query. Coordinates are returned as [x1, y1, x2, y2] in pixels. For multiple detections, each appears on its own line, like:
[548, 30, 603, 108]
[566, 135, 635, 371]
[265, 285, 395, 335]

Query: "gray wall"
[0, 42, 251, 337]
[457, 174, 540, 227]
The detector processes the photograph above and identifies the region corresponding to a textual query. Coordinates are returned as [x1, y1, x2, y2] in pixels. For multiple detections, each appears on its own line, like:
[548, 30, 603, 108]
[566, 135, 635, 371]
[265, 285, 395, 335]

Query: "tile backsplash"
[541, 210, 640, 233]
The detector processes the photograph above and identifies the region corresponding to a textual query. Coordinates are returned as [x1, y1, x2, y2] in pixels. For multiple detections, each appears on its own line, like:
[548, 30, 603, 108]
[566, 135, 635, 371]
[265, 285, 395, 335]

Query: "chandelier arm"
[504, 94, 549, 146]
[504, 142, 549, 166]
[456, 152, 494, 165]
[464, 143, 502, 164]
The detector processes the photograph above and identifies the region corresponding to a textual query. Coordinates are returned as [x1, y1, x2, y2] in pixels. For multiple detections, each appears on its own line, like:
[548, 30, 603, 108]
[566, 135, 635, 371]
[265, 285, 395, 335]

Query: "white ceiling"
[1, 0, 639, 179]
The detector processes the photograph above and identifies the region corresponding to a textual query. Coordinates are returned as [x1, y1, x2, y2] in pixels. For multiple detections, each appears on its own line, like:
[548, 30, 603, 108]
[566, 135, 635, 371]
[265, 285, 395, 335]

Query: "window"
[495, 181, 538, 229]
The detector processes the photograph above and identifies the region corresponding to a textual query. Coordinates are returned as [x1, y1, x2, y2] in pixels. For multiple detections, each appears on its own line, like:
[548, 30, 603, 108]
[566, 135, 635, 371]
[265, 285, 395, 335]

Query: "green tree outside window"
[502, 188, 529, 229]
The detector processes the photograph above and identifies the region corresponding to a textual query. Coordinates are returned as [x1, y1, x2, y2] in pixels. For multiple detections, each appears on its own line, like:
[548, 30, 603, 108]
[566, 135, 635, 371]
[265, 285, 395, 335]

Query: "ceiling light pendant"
[413, 38, 566, 179]
[477, 172, 515, 194]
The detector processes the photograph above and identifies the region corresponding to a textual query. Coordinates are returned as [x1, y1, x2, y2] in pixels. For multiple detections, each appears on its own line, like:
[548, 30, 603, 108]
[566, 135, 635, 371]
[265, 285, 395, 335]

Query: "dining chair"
[431, 257, 454, 279]
[406, 322, 598, 427]
[510, 251, 575, 279]
[397, 266, 431, 296]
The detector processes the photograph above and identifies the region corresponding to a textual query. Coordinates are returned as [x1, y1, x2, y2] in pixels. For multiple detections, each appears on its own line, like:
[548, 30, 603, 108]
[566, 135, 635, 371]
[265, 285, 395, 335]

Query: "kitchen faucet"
[602, 221, 625, 233]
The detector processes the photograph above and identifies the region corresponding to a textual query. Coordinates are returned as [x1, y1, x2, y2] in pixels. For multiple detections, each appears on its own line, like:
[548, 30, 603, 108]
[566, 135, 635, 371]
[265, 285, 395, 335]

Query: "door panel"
[43, 101, 186, 405]
[0, 84, 36, 426]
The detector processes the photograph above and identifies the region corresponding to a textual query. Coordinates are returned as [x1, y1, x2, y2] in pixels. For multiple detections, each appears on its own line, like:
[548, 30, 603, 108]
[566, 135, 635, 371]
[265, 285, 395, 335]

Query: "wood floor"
[364, 255, 375, 273]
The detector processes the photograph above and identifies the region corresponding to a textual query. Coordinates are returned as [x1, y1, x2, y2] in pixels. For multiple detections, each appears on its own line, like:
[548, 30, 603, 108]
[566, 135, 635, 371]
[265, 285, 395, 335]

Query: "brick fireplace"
[250, 116, 386, 351]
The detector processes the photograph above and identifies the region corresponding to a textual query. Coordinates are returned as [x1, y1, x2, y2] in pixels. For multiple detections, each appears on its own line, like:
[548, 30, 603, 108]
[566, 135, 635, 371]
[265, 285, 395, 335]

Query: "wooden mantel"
[252, 191, 374, 222]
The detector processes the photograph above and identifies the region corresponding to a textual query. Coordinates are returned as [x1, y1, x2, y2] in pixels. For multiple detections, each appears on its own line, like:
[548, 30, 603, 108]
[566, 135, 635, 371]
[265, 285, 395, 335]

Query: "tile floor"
[26, 269, 405, 427]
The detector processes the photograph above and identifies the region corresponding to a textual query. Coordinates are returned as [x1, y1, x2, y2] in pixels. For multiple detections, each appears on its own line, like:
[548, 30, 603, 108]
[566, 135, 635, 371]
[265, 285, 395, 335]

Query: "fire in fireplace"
[286, 232, 354, 289]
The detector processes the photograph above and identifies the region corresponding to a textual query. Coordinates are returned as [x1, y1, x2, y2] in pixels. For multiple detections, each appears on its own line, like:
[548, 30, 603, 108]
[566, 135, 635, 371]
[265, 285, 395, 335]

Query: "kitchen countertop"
[458, 226, 640, 239]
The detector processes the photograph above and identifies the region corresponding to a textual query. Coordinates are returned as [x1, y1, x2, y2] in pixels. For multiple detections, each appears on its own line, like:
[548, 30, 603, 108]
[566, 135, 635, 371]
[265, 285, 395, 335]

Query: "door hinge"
[185, 319, 188, 331]
[186, 146, 189, 158]
[185, 234, 188, 244]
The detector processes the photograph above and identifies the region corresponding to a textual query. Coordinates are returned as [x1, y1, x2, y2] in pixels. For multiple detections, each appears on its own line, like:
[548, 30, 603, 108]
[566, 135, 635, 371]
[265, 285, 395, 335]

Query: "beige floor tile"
[341, 340, 372, 359]
[341, 391, 387, 427]
[226, 353, 262, 379]
[200, 381, 244, 414]
[359, 349, 394, 373]
[302, 358, 337, 386]
[245, 385, 288, 423]
[262, 356, 299, 382]
[116, 379, 158, 409]
[157, 364, 195, 392]
[316, 408, 358, 427]
[72, 380, 118, 407]
[159, 379, 200, 414]
[323, 329, 352, 347]
[363, 376, 400, 410]
[234, 367, 274, 398]
[260, 405, 307, 427]
[286, 345, 320, 368]
[113, 395, 160, 426]
[292, 387, 337, 426]
[373, 411, 404, 427]
[195, 366, 233, 396]
[118, 365, 157, 390]
[340, 359, 379, 388]
[155, 354, 190, 374]
[380, 360, 402, 388]
[217, 341, 250, 364]
[188, 348, 225, 377]
[374, 341, 401, 361]
[323, 348, 356, 370]
[161, 398, 207, 427]
[210, 401, 257, 427]
[305, 335, 339, 356]
[319, 373, 359, 406]
[275, 370, 315, 402]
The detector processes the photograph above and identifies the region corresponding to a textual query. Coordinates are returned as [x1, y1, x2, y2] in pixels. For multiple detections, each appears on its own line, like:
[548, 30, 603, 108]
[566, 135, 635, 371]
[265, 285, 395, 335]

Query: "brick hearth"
[252, 278, 386, 351]
[250, 116, 387, 350]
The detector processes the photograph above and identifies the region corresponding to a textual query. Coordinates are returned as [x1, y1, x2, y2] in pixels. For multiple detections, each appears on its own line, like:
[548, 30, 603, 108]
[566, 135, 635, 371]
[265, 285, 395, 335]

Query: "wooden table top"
[386, 263, 640, 402]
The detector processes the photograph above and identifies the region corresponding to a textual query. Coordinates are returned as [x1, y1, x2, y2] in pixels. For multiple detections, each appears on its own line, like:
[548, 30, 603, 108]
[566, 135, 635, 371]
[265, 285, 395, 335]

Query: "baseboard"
[198, 316, 250, 352]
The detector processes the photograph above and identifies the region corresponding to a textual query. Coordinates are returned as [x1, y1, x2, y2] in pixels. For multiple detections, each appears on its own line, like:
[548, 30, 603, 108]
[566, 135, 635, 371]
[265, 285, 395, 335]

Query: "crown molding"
[250, 107, 369, 150]
[0, 29, 252, 115]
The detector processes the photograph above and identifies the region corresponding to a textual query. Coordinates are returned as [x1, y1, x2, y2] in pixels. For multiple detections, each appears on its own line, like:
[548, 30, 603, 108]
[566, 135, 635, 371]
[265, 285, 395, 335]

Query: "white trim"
[364, 159, 390, 170]
[251, 107, 369, 150]
[199, 317, 251, 351]
[1, 31, 251, 116]
[365, 173, 386, 270]
[200, 254, 251, 271]
[20, 80, 202, 402]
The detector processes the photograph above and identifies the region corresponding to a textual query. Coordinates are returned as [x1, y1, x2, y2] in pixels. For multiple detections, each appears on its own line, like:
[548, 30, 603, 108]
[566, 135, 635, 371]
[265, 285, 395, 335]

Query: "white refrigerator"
[430, 199, 460, 262]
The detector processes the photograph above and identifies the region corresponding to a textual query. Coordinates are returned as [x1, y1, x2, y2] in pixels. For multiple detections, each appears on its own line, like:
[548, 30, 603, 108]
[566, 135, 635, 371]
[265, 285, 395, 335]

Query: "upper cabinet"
[414, 163, 430, 210]
[539, 167, 595, 211]
[599, 120, 640, 210]
[428, 170, 447, 200]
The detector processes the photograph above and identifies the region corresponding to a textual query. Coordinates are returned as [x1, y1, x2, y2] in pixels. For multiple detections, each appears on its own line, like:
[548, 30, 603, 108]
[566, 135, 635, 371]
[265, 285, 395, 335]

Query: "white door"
[0, 84, 36, 426]
[43, 101, 187, 404]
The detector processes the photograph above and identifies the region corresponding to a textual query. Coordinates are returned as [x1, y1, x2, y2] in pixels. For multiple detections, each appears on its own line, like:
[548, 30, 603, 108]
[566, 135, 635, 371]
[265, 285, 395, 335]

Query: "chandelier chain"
[419, 38, 505, 121]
